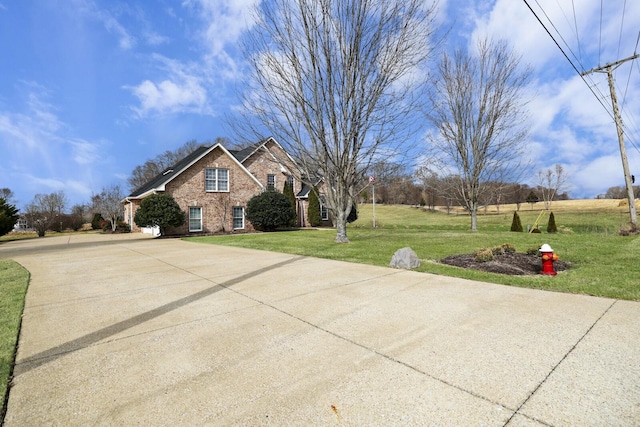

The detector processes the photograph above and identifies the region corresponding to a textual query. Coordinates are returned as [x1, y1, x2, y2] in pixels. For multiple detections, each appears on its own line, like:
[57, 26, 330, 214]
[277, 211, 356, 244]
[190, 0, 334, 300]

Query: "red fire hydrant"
[540, 243, 559, 276]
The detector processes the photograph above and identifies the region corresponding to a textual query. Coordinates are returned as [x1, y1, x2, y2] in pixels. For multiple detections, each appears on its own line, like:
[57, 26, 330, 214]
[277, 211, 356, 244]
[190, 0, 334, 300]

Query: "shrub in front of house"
[246, 191, 296, 231]
[307, 187, 322, 227]
[282, 180, 297, 226]
[134, 193, 186, 236]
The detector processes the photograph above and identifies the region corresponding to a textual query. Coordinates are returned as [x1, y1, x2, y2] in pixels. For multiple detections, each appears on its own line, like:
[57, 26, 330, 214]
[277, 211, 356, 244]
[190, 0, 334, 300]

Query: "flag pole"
[371, 176, 376, 228]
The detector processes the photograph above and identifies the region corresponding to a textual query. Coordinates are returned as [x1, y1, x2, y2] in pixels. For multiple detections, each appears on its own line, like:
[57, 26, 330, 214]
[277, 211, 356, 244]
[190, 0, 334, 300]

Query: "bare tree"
[239, 0, 438, 242]
[92, 185, 125, 232]
[24, 191, 68, 237]
[425, 37, 532, 231]
[536, 164, 568, 210]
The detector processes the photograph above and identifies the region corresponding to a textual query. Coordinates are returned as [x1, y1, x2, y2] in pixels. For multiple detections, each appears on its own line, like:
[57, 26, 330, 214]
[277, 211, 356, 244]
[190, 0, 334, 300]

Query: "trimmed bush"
[547, 212, 558, 233]
[134, 193, 186, 236]
[510, 211, 523, 232]
[282, 180, 297, 226]
[246, 191, 297, 231]
[307, 187, 322, 227]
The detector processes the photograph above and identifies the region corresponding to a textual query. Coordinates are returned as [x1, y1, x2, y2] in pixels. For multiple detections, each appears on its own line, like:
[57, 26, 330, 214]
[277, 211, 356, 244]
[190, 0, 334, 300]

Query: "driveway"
[1, 233, 639, 426]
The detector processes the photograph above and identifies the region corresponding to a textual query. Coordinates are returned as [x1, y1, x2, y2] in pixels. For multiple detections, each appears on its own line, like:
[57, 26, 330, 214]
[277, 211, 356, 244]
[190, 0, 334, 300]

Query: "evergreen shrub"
[510, 211, 523, 232]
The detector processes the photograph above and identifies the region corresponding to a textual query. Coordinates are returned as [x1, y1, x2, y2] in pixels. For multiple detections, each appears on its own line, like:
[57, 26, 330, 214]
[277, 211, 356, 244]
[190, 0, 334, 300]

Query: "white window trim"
[189, 207, 203, 232]
[205, 168, 230, 192]
[233, 206, 245, 230]
[320, 195, 329, 221]
[267, 174, 276, 191]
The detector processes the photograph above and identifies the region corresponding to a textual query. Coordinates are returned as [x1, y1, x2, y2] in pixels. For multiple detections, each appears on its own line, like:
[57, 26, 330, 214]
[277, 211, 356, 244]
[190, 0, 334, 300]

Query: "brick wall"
[166, 146, 262, 234]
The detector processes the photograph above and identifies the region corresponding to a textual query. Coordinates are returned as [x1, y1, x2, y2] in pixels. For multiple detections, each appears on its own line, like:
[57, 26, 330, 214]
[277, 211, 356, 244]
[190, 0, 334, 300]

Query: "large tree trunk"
[470, 201, 479, 231]
[334, 210, 349, 243]
[471, 210, 478, 231]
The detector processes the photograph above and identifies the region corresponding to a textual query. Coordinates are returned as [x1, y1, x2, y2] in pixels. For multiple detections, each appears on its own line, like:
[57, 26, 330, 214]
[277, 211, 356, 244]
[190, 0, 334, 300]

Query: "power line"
[522, 0, 615, 122]
[570, 0, 583, 65]
[616, 0, 627, 60]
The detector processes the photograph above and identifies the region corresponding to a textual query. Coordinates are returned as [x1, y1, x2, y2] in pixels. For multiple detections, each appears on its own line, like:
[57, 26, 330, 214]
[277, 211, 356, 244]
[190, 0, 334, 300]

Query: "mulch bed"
[440, 252, 572, 276]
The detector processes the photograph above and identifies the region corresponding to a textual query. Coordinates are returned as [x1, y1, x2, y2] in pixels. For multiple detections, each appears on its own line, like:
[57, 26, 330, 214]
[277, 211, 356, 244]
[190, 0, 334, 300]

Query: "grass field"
[0, 260, 29, 417]
[189, 200, 640, 301]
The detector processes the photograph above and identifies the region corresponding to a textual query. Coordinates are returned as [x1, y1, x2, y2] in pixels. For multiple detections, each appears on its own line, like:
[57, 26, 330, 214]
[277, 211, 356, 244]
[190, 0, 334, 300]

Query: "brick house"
[123, 137, 330, 235]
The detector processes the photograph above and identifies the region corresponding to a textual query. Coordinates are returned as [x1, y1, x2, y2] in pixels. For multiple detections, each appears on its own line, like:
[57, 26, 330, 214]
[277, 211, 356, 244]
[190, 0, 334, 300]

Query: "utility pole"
[582, 54, 639, 227]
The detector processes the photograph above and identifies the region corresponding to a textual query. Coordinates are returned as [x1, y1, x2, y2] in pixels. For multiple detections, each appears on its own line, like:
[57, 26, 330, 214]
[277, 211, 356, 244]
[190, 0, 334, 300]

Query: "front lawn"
[187, 205, 640, 301]
[0, 259, 29, 418]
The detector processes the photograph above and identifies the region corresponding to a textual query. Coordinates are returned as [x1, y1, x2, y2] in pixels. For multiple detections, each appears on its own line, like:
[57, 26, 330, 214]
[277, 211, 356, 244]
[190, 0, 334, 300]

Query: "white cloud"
[73, 0, 136, 50]
[129, 79, 208, 117]
[185, 0, 259, 59]
[125, 55, 212, 118]
[143, 30, 170, 46]
[69, 138, 101, 165]
[0, 84, 63, 151]
[0, 83, 105, 207]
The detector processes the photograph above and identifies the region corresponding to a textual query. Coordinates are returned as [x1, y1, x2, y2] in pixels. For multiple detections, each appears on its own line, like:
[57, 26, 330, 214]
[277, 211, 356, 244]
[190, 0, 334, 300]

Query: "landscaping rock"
[390, 247, 421, 269]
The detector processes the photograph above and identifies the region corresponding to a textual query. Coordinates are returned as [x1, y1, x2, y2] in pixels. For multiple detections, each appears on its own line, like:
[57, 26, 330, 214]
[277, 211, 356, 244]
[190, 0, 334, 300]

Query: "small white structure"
[141, 226, 161, 237]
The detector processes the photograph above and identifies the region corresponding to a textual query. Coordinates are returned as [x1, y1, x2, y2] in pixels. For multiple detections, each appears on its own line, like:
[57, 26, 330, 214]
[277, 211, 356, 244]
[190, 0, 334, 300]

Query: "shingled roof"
[126, 137, 297, 200]
[127, 146, 212, 198]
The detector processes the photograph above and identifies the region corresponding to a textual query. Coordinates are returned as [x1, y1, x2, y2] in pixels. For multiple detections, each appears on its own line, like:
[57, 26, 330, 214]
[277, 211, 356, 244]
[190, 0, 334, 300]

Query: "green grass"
[187, 204, 640, 301]
[0, 259, 29, 417]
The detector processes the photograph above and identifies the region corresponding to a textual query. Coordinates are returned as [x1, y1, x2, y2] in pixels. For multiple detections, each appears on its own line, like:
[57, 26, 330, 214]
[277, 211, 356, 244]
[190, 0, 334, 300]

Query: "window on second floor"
[205, 168, 229, 192]
[267, 174, 275, 191]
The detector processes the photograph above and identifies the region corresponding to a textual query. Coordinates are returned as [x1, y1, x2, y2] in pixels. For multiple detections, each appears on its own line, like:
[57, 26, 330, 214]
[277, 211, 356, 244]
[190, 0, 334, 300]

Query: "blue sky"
[1, 0, 639, 210]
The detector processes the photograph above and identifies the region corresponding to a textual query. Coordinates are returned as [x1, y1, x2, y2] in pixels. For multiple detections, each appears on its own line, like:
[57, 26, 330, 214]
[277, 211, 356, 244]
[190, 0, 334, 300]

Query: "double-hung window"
[267, 174, 275, 191]
[320, 195, 329, 221]
[189, 207, 202, 232]
[233, 206, 244, 230]
[205, 168, 229, 192]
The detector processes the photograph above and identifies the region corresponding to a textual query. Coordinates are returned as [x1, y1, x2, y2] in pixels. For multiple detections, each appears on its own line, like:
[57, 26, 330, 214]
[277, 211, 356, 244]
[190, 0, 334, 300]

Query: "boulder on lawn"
[390, 247, 420, 269]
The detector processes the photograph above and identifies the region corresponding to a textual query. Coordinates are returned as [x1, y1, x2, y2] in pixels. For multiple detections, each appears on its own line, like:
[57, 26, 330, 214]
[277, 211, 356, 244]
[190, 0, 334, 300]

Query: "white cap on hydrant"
[540, 243, 554, 252]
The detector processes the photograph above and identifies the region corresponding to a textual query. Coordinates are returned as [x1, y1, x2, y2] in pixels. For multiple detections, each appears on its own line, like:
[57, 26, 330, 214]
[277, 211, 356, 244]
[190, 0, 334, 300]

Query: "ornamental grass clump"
[474, 248, 494, 262]
[500, 243, 516, 253]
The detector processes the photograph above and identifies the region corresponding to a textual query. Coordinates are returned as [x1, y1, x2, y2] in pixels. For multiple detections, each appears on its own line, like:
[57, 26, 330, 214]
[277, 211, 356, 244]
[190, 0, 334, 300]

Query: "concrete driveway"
[1, 233, 638, 426]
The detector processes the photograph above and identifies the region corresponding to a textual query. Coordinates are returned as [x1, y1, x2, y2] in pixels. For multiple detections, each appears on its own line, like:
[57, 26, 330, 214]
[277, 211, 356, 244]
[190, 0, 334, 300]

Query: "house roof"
[128, 146, 211, 199]
[296, 176, 323, 198]
[126, 143, 263, 200]
[229, 143, 262, 163]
